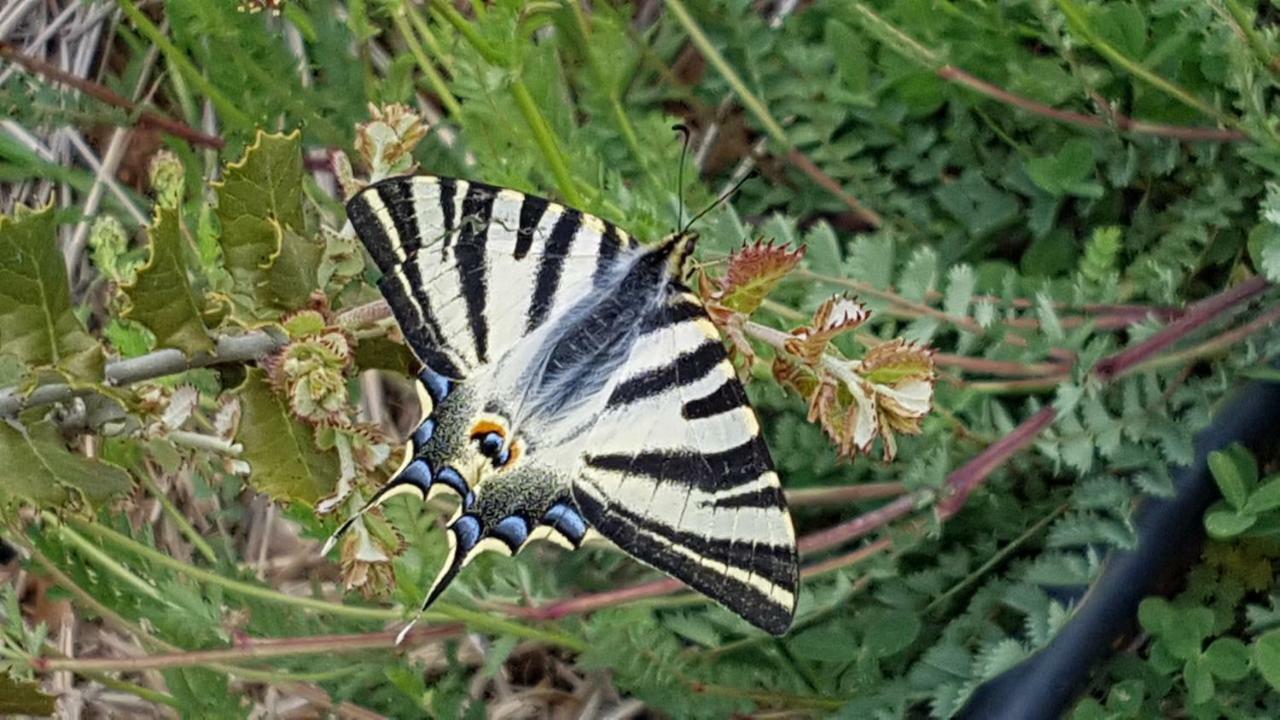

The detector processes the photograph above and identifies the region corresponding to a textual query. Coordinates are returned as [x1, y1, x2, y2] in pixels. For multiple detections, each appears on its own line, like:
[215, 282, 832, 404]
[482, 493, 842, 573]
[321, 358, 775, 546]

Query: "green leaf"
[1254, 629, 1280, 691]
[1208, 444, 1257, 509]
[1183, 655, 1215, 705]
[123, 208, 214, 354]
[1104, 678, 1144, 715]
[267, 226, 325, 309]
[942, 264, 975, 320]
[1164, 606, 1215, 660]
[861, 607, 921, 658]
[1244, 477, 1280, 515]
[1203, 637, 1250, 681]
[1262, 233, 1280, 283]
[0, 205, 102, 379]
[0, 419, 132, 511]
[1205, 508, 1257, 539]
[0, 672, 55, 716]
[789, 625, 860, 663]
[1025, 139, 1102, 198]
[235, 368, 338, 505]
[213, 130, 306, 314]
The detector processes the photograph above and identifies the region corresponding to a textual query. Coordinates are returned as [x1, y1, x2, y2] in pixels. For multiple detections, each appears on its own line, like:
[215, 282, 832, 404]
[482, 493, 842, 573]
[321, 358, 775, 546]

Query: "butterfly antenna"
[681, 169, 758, 234]
[672, 123, 692, 232]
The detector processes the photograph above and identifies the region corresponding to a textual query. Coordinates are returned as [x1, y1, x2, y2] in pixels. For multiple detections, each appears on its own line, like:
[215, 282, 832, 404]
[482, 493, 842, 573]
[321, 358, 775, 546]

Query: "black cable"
[958, 363, 1280, 719]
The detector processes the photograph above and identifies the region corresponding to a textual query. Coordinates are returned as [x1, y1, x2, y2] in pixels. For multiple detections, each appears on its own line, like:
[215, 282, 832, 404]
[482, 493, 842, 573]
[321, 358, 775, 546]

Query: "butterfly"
[325, 175, 798, 636]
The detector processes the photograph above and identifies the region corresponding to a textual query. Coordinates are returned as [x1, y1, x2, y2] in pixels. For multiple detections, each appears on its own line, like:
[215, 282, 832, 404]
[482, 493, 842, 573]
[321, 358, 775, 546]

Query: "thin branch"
[0, 40, 226, 150]
[785, 482, 906, 507]
[794, 268, 986, 334]
[31, 625, 465, 674]
[939, 278, 1273, 516]
[937, 65, 1246, 142]
[847, 3, 1248, 143]
[1093, 276, 1271, 381]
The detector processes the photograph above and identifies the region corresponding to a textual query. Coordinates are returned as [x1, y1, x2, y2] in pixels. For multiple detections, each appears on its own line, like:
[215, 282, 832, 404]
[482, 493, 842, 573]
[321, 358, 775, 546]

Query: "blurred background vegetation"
[3, 0, 1280, 717]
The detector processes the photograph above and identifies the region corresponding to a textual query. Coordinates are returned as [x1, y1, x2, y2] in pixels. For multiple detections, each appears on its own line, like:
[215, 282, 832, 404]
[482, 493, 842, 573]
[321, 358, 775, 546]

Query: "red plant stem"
[1093, 276, 1271, 381]
[784, 147, 883, 228]
[937, 65, 1247, 143]
[935, 407, 1058, 519]
[518, 577, 684, 621]
[934, 353, 1068, 378]
[800, 537, 894, 578]
[796, 493, 920, 555]
[0, 40, 225, 150]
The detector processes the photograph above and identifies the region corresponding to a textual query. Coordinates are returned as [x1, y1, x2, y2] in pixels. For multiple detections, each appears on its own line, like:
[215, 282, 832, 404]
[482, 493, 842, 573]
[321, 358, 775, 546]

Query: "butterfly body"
[335, 175, 798, 635]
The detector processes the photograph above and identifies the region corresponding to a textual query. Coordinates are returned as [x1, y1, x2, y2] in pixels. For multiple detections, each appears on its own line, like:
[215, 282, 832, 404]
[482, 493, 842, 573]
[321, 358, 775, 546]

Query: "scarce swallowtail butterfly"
[326, 175, 798, 635]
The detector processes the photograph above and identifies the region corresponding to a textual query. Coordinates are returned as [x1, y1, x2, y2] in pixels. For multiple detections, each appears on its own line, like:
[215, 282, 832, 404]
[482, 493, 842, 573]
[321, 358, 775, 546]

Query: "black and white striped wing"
[346, 175, 636, 378]
[573, 291, 799, 635]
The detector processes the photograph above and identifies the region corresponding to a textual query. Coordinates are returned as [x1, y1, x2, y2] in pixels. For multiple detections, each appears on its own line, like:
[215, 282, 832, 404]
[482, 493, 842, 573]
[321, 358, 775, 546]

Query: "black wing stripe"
[607, 340, 724, 408]
[682, 379, 749, 420]
[595, 222, 623, 282]
[708, 485, 786, 510]
[574, 489, 794, 635]
[376, 179, 422, 256]
[527, 209, 581, 333]
[515, 195, 548, 260]
[455, 186, 496, 364]
[583, 437, 771, 492]
[438, 176, 457, 259]
[640, 297, 705, 333]
[346, 194, 398, 273]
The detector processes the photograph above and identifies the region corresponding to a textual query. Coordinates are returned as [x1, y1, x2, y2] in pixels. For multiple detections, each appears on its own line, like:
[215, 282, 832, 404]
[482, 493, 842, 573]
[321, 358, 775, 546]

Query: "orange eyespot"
[470, 419, 520, 468]
[504, 439, 523, 468]
[469, 420, 507, 440]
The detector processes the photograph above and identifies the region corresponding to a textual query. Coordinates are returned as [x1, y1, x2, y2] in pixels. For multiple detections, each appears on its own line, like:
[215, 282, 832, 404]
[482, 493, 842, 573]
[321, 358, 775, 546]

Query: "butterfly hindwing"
[573, 291, 798, 635]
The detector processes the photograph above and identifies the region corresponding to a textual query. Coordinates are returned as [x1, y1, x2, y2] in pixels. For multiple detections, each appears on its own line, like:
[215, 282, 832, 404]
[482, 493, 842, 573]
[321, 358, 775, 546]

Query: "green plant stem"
[664, 0, 790, 148]
[566, 2, 649, 175]
[786, 482, 907, 507]
[66, 516, 398, 621]
[1054, 0, 1238, 129]
[508, 81, 584, 207]
[845, 4, 1247, 143]
[114, 0, 254, 131]
[427, 0, 583, 205]
[1219, 0, 1280, 77]
[923, 504, 1067, 614]
[46, 514, 165, 603]
[429, 0, 503, 64]
[33, 625, 464, 673]
[65, 517, 586, 651]
[137, 468, 219, 564]
[392, 11, 463, 118]
[83, 670, 181, 709]
[405, 3, 452, 72]
[12, 529, 296, 684]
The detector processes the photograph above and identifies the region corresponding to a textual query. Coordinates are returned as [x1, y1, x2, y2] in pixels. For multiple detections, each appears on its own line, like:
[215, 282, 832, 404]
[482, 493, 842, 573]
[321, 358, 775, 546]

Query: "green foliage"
[0, 672, 56, 716]
[0, 205, 102, 380]
[235, 368, 338, 506]
[0, 419, 131, 511]
[123, 208, 214, 354]
[212, 130, 318, 319]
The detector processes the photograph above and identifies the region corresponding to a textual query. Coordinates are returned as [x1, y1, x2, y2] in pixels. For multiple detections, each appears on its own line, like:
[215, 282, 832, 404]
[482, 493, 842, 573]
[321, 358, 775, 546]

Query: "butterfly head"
[659, 230, 699, 277]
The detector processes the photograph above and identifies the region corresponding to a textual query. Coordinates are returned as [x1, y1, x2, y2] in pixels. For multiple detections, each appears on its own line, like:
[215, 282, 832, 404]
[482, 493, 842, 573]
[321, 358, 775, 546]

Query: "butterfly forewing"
[346, 176, 636, 379]
[341, 174, 798, 636]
